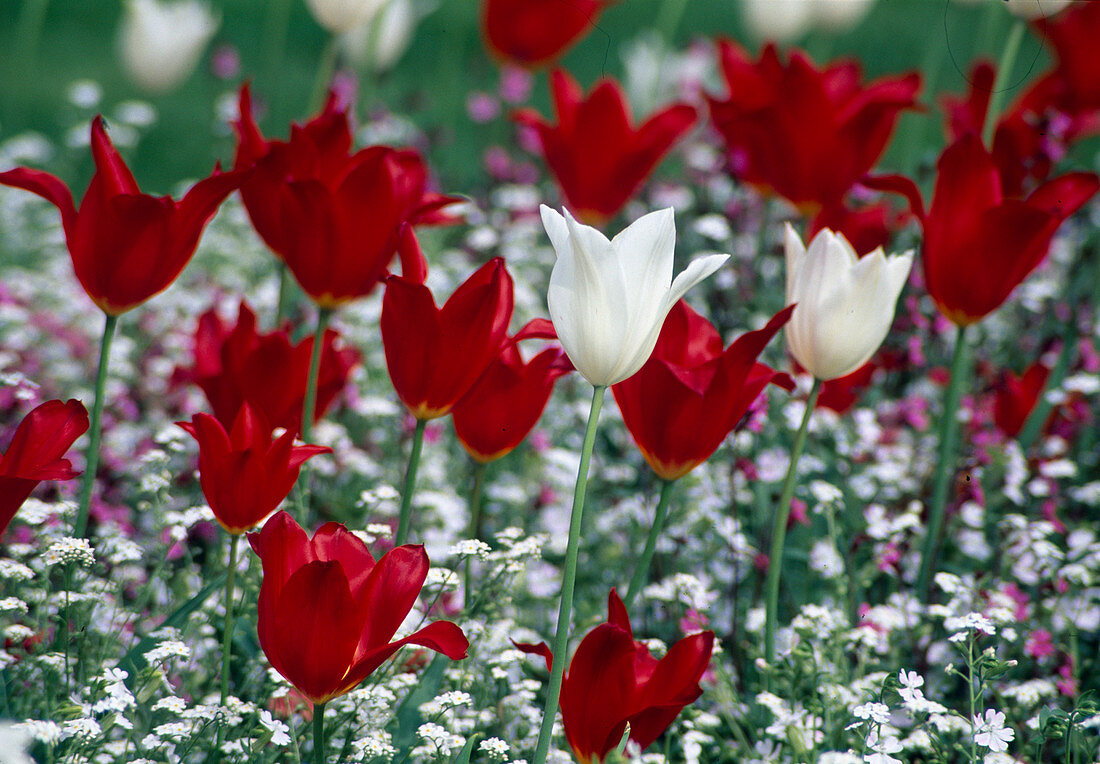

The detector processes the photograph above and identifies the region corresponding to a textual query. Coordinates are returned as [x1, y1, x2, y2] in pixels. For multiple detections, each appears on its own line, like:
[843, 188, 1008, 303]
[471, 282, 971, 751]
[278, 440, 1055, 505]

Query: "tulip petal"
[560, 623, 639, 763]
[339, 620, 470, 696]
[628, 631, 715, 750]
[355, 544, 430, 653]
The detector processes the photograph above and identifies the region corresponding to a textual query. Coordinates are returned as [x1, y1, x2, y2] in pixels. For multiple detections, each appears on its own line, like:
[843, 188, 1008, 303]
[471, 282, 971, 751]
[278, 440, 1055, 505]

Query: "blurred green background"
[0, 0, 1056, 194]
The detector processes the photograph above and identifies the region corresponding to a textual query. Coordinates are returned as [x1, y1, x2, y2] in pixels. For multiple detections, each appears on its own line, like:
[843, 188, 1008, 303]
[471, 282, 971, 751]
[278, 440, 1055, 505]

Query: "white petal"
[667, 253, 730, 308]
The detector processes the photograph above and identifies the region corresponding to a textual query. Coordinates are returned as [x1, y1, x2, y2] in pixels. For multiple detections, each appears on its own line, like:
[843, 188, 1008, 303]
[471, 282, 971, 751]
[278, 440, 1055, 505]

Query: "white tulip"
[784, 224, 912, 381]
[340, 0, 419, 72]
[305, 0, 389, 34]
[118, 0, 218, 94]
[1001, 0, 1071, 19]
[741, 0, 814, 43]
[541, 206, 729, 387]
[812, 0, 876, 33]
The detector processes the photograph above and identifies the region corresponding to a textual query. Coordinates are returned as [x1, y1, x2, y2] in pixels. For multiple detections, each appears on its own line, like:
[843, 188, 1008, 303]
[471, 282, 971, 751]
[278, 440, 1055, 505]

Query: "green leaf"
[393, 654, 449, 750]
[453, 733, 482, 764]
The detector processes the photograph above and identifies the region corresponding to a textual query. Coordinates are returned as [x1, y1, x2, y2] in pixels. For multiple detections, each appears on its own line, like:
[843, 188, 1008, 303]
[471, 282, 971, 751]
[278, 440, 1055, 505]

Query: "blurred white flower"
[340, 0, 423, 72]
[306, 0, 388, 34]
[1001, 0, 1071, 19]
[973, 709, 1014, 752]
[118, 0, 218, 94]
[540, 205, 728, 386]
[741, 0, 876, 41]
[784, 224, 912, 381]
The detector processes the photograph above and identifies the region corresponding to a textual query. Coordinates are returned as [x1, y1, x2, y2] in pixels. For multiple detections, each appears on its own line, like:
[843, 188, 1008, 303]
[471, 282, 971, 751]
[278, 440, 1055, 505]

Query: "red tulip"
[516, 589, 713, 764]
[0, 117, 241, 315]
[0, 400, 89, 537]
[451, 333, 572, 463]
[232, 85, 461, 308]
[706, 41, 921, 213]
[993, 361, 1050, 439]
[481, 0, 615, 68]
[514, 69, 696, 224]
[180, 301, 359, 431]
[814, 360, 878, 415]
[381, 229, 514, 420]
[922, 134, 1098, 325]
[1035, 0, 1100, 112]
[612, 301, 794, 482]
[249, 511, 469, 704]
[176, 404, 331, 534]
[940, 61, 1095, 198]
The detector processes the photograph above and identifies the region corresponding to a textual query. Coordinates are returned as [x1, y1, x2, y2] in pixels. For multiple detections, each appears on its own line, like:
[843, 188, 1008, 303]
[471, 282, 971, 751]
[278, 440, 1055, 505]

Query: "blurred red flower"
[514, 69, 696, 223]
[481, 0, 615, 68]
[1034, 1, 1100, 112]
[613, 301, 793, 481]
[233, 85, 461, 308]
[180, 301, 359, 431]
[992, 360, 1050, 439]
[381, 229, 514, 420]
[922, 134, 1097, 325]
[177, 403, 331, 534]
[0, 400, 89, 537]
[451, 327, 571, 462]
[516, 589, 714, 764]
[249, 511, 468, 704]
[0, 117, 241, 315]
[706, 41, 920, 213]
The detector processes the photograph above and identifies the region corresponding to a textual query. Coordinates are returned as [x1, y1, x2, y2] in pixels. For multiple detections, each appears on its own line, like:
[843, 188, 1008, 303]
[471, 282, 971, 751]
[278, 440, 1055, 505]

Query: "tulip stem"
[531, 384, 606, 764]
[74, 313, 118, 539]
[763, 378, 820, 669]
[623, 478, 675, 610]
[313, 702, 326, 764]
[216, 533, 241, 751]
[301, 308, 331, 444]
[464, 460, 487, 610]
[274, 263, 292, 327]
[1018, 318, 1077, 452]
[981, 19, 1026, 149]
[309, 34, 340, 115]
[917, 325, 971, 601]
[395, 419, 427, 546]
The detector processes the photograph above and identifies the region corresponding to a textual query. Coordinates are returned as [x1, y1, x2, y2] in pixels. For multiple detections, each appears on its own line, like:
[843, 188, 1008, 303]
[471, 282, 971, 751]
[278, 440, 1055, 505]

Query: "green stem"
[764, 379, 821, 667]
[274, 262, 292, 327]
[464, 460, 487, 610]
[394, 419, 427, 547]
[309, 35, 340, 115]
[313, 702, 326, 764]
[216, 534, 241, 750]
[301, 308, 331, 443]
[917, 325, 971, 601]
[623, 479, 675, 609]
[982, 19, 1027, 148]
[531, 385, 606, 764]
[74, 313, 118, 539]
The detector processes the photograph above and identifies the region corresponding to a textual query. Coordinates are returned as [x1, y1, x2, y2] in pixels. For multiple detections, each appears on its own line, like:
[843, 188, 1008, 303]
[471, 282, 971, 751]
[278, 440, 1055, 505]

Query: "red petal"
[0, 168, 78, 241]
[512, 639, 553, 672]
[340, 620, 469, 695]
[354, 544, 429, 653]
[90, 116, 140, 195]
[628, 631, 714, 750]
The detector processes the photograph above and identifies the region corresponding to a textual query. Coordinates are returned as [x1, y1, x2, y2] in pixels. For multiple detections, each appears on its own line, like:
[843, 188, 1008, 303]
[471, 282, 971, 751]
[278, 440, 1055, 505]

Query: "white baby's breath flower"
[43, 537, 94, 567]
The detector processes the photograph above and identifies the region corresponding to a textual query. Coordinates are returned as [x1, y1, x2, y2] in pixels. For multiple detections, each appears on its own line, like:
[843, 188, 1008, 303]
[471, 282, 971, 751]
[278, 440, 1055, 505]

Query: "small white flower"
[784, 224, 913, 381]
[853, 702, 891, 725]
[541, 205, 728, 386]
[973, 709, 1014, 753]
[43, 537, 95, 568]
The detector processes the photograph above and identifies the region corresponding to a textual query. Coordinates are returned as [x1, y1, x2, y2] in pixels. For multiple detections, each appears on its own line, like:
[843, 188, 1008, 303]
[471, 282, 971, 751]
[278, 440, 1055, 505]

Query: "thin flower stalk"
[74, 313, 118, 539]
[395, 418, 427, 547]
[623, 478, 674, 609]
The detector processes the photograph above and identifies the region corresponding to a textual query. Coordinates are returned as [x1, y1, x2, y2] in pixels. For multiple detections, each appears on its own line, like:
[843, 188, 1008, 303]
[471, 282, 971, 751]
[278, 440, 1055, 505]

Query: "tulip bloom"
[381, 232, 514, 420]
[118, 0, 219, 93]
[304, 0, 387, 33]
[249, 511, 469, 704]
[0, 117, 241, 315]
[481, 0, 615, 68]
[451, 339, 572, 462]
[232, 85, 460, 308]
[541, 205, 728, 387]
[514, 70, 697, 223]
[0, 400, 89, 538]
[993, 361, 1050, 439]
[784, 224, 912, 381]
[706, 41, 921, 212]
[612, 301, 794, 481]
[922, 135, 1098, 325]
[1035, 0, 1100, 111]
[177, 404, 331, 534]
[180, 301, 359, 431]
[517, 590, 713, 764]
